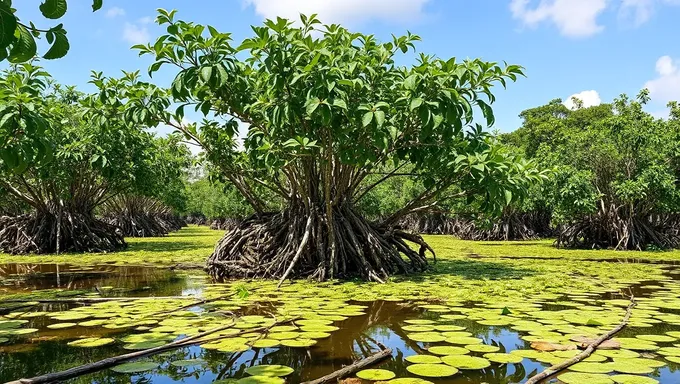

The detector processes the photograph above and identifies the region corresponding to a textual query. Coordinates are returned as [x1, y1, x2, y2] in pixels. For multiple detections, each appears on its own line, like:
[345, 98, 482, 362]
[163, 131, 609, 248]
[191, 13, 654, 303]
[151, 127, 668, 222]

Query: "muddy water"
[2, 264, 680, 383]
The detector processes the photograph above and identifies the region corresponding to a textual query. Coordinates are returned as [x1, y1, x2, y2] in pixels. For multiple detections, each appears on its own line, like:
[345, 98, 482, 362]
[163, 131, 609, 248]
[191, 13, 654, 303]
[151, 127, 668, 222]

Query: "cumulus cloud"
[510, 0, 607, 38]
[243, 0, 430, 25]
[123, 22, 150, 45]
[511, 0, 680, 37]
[645, 56, 680, 104]
[563, 90, 602, 110]
[105, 6, 125, 18]
[619, 0, 680, 26]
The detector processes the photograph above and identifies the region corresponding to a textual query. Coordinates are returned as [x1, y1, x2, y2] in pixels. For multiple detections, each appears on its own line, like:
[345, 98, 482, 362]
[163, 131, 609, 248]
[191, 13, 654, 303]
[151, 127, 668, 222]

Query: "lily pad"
[382, 379, 434, 384]
[245, 365, 294, 377]
[280, 338, 316, 347]
[405, 354, 442, 364]
[611, 375, 659, 384]
[251, 339, 280, 348]
[445, 336, 483, 345]
[110, 361, 159, 373]
[483, 353, 523, 364]
[569, 362, 614, 374]
[236, 376, 285, 384]
[407, 332, 446, 343]
[356, 369, 396, 380]
[441, 355, 491, 370]
[465, 344, 500, 353]
[636, 334, 676, 343]
[406, 363, 459, 378]
[557, 372, 614, 384]
[46, 322, 77, 329]
[123, 340, 167, 350]
[67, 337, 115, 348]
[428, 346, 470, 355]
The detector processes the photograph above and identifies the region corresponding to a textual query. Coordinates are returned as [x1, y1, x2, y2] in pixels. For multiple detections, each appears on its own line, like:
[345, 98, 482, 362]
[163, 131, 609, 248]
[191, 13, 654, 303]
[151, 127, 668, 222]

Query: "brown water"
[2, 263, 680, 384]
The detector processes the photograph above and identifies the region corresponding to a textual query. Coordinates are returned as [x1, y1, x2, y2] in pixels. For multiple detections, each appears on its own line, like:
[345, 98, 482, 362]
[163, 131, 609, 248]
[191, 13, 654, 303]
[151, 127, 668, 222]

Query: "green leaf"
[200, 66, 213, 83]
[8, 25, 37, 63]
[362, 111, 374, 127]
[92, 0, 103, 11]
[40, 0, 68, 19]
[374, 110, 385, 126]
[306, 98, 320, 116]
[0, 2, 17, 50]
[410, 98, 423, 111]
[404, 74, 417, 91]
[332, 99, 347, 110]
[504, 190, 512, 205]
[43, 29, 70, 60]
[477, 99, 495, 127]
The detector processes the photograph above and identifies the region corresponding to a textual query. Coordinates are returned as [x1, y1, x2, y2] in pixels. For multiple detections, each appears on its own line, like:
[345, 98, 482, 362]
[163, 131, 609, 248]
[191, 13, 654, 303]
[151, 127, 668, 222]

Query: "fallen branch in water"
[0, 296, 197, 304]
[6, 317, 298, 384]
[525, 297, 636, 384]
[301, 343, 393, 384]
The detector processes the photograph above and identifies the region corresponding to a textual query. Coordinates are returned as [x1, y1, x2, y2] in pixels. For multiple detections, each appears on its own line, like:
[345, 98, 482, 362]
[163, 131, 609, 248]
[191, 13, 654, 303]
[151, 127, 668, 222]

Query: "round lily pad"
[428, 346, 470, 355]
[251, 339, 280, 348]
[445, 336, 483, 345]
[569, 362, 614, 374]
[611, 375, 659, 384]
[557, 372, 614, 384]
[280, 338, 316, 347]
[67, 337, 115, 348]
[441, 355, 491, 370]
[607, 360, 654, 374]
[0, 337, 8, 344]
[268, 332, 300, 340]
[483, 353, 523, 364]
[236, 376, 285, 384]
[300, 325, 339, 333]
[245, 365, 294, 377]
[404, 320, 436, 325]
[636, 334, 676, 343]
[595, 349, 640, 359]
[402, 325, 436, 332]
[301, 331, 331, 339]
[465, 344, 500, 353]
[46, 322, 77, 329]
[433, 325, 466, 331]
[407, 332, 446, 343]
[405, 354, 442, 364]
[110, 361, 158, 373]
[382, 379, 434, 384]
[296, 319, 333, 326]
[658, 347, 680, 356]
[170, 359, 205, 367]
[406, 363, 459, 378]
[356, 369, 396, 380]
[123, 340, 167, 350]
[665, 356, 680, 363]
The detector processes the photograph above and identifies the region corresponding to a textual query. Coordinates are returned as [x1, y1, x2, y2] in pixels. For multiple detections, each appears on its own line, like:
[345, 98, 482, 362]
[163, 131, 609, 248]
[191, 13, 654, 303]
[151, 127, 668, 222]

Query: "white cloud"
[243, 0, 430, 25]
[123, 22, 150, 45]
[510, 0, 608, 38]
[510, 0, 680, 37]
[105, 6, 125, 18]
[563, 90, 602, 110]
[645, 56, 680, 104]
[619, 0, 680, 26]
[138, 16, 154, 25]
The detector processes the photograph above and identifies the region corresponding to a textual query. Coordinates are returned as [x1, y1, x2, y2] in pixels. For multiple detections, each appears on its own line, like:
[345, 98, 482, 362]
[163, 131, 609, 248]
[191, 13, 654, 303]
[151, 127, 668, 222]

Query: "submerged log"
[6, 317, 297, 384]
[301, 343, 393, 384]
[525, 297, 636, 384]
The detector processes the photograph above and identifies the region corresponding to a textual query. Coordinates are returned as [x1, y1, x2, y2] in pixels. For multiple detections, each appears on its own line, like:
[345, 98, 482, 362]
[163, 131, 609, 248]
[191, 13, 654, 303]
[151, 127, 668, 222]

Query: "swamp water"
[2, 263, 680, 383]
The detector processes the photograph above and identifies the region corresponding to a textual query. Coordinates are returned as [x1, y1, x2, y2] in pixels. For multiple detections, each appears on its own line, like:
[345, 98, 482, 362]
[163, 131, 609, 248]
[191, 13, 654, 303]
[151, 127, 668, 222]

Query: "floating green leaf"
[355, 369, 396, 380]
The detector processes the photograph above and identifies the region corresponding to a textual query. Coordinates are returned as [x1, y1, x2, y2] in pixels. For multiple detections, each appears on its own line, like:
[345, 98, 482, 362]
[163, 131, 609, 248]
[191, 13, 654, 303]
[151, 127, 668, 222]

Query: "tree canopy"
[94, 10, 544, 282]
[506, 91, 680, 250]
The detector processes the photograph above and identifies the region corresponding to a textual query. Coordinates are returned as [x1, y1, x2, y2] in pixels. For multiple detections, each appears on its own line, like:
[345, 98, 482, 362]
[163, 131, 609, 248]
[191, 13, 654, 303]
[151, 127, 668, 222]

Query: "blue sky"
[10, 0, 680, 134]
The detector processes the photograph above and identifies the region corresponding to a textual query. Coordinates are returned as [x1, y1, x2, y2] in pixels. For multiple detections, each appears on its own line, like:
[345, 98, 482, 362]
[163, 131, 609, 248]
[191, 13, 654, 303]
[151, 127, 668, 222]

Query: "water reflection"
[3, 264, 680, 383]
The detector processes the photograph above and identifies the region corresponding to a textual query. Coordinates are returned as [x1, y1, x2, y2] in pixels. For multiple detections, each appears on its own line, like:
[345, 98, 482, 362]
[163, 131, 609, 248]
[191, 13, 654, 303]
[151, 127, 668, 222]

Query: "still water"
[1, 263, 680, 383]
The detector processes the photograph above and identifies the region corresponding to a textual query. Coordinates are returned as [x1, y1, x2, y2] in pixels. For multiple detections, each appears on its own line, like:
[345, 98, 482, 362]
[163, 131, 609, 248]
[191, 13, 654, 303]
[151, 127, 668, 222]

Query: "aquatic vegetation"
[355, 368, 396, 380]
